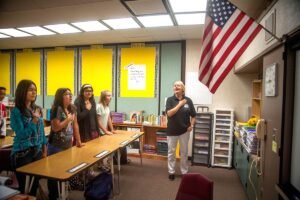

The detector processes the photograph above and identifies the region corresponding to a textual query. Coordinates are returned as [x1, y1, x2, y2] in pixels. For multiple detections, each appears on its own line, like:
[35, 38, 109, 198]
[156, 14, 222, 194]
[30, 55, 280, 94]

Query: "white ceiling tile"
[125, 0, 167, 15]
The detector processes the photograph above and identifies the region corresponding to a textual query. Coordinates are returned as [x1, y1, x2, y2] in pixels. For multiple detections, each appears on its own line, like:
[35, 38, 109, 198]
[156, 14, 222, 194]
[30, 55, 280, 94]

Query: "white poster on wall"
[128, 64, 146, 90]
[185, 72, 212, 105]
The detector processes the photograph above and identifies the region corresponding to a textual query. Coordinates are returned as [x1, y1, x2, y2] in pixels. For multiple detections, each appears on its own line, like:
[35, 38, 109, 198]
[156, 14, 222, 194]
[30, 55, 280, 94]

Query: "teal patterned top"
[11, 107, 47, 154]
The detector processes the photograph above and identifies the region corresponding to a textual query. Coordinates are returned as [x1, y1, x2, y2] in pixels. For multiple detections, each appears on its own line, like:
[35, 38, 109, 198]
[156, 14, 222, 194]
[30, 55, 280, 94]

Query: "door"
[261, 45, 284, 200]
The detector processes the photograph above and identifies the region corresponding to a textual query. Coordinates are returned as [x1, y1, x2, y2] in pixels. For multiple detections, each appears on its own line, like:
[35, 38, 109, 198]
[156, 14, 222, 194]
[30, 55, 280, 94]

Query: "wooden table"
[0, 127, 51, 149]
[17, 130, 144, 200]
[0, 136, 14, 149]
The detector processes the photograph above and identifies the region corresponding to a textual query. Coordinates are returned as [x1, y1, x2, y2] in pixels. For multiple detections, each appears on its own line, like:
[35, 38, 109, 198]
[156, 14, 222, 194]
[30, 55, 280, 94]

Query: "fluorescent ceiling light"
[18, 26, 56, 36]
[44, 24, 81, 34]
[0, 33, 10, 38]
[137, 15, 173, 27]
[0, 28, 32, 37]
[175, 13, 205, 25]
[72, 21, 109, 32]
[169, 0, 207, 12]
[103, 18, 140, 30]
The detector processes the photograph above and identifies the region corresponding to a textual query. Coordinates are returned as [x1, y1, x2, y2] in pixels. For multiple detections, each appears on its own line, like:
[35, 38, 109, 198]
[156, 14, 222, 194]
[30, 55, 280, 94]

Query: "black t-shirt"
[166, 95, 196, 136]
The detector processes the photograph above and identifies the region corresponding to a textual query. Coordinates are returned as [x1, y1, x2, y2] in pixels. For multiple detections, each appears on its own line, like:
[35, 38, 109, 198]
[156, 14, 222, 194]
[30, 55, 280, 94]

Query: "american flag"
[198, 0, 262, 93]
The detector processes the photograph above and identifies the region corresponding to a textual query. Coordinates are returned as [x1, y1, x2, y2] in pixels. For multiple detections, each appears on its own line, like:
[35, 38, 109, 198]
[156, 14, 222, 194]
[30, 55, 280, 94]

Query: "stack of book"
[241, 126, 258, 154]
[143, 144, 156, 154]
[111, 112, 125, 123]
[156, 131, 167, 156]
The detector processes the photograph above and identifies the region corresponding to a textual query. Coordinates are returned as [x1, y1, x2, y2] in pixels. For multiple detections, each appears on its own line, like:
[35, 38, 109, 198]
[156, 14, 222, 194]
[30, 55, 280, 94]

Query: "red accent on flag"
[198, 0, 262, 94]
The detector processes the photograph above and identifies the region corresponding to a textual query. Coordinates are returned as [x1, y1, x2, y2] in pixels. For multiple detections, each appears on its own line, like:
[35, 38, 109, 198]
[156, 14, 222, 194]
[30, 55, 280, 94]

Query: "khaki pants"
[167, 131, 190, 175]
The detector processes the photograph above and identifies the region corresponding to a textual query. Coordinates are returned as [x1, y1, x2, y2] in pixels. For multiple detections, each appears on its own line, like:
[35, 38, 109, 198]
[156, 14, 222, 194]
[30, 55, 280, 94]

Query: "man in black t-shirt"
[165, 81, 196, 181]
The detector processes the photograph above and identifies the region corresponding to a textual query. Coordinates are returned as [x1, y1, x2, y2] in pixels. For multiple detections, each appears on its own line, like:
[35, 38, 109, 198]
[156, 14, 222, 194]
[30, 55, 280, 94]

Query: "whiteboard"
[185, 72, 212, 105]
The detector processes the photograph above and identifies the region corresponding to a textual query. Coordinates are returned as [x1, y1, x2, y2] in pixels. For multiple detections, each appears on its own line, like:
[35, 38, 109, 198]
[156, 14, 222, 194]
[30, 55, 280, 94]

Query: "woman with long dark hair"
[10, 80, 47, 195]
[47, 88, 83, 200]
[74, 84, 100, 142]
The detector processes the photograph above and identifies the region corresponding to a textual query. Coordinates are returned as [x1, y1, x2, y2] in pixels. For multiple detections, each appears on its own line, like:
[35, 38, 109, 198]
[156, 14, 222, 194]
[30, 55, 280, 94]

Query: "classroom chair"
[175, 173, 214, 200]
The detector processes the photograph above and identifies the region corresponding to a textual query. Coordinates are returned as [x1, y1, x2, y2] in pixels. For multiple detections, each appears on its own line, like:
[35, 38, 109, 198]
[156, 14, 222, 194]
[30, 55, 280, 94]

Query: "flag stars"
[208, 0, 236, 27]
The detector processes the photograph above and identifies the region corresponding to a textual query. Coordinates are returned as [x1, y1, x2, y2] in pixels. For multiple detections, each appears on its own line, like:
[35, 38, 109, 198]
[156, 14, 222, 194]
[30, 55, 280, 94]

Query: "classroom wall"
[235, 0, 300, 70]
[0, 42, 183, 120]
[185, 39, 256, 121]
[185, 39, 257, 156]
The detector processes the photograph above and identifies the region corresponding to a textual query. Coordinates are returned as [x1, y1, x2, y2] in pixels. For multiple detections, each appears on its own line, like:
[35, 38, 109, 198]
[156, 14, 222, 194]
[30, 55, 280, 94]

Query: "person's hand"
[112, 130, 117, 134]
[42, 151, 47, 158]
[32, 108, 41, 124]
[67, 113, 74, 122]
[187, 125, 193, 132]
[76, 141, 85, 147]
[179, 99, 187, 107]
[106, 131, 113, 135]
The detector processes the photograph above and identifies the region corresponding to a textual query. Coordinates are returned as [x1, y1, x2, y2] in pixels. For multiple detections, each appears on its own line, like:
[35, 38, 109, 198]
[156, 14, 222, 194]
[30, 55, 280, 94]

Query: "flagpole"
[259, 23, 283, 42]
[228, 0, 282, 42]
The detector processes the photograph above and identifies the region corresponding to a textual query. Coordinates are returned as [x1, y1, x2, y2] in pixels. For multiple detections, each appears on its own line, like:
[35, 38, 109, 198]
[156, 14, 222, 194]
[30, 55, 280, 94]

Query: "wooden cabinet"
[113, 123, 168, 160]
[192, 112, 213, 166]
[252, 80, 262, 118]
[211, 109, 234, 167]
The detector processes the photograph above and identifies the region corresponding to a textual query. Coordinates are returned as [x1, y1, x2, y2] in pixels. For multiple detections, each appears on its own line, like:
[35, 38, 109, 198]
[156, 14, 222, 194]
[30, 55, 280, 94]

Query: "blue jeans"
[10, 147, 42, 195]
[47, 144, 63, 200]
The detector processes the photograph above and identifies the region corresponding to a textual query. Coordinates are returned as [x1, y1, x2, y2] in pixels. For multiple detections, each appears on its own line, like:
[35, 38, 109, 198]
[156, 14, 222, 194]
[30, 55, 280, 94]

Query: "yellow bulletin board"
[46, 49, 75, 95]
[0, 53, 11, 94]
[120, 47, 156, 97]
[16, 51, 41, 95]
[81, 48, 113, 95]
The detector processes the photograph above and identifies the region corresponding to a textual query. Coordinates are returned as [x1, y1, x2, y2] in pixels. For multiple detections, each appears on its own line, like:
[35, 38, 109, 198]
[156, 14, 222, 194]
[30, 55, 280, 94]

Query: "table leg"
[24, 175, 30, 194]
[29, 176, 35, 193]
[117, 149, 121, 172]
[139, 137, 143, 166]
[61, 181, 66, 200]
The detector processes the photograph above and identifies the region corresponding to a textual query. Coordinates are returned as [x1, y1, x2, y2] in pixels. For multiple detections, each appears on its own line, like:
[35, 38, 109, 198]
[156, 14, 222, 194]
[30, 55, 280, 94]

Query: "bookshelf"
[211, 109, 234, 168]
[113, 123, 168, 160]
[252, 80, 262, 118]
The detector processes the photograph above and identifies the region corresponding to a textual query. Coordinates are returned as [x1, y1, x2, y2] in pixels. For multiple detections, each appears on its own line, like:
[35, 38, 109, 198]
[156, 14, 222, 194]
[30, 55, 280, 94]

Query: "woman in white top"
[96, 90, 116, 135]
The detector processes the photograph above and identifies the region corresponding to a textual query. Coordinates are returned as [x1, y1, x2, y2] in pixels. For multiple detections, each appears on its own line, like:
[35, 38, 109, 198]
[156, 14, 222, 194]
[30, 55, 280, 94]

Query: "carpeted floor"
[2, 157, 247, 199]
[64, 157, 247, 200]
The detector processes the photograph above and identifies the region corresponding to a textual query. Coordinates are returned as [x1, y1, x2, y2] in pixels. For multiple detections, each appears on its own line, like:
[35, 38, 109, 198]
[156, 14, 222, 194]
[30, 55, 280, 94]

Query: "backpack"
[84, 172, 113, 200]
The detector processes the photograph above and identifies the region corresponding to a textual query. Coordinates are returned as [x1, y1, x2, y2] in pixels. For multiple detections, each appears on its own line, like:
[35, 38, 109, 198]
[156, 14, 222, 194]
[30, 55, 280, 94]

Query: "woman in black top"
[74, 84, 100, 142]
[165, 81, 196, 181]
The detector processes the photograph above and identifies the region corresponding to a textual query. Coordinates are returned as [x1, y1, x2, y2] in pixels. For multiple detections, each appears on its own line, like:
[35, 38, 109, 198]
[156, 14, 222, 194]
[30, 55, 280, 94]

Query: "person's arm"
[97, 115, 108, 133]
[187, 98, 196, 132]
[42, 144, 47, 158]
[187, 117, 196, 132]
[39, 117, 48, 157]
[10, 108, 38, 140]
[166, 99, 187, 117]
[108, 115, 115, 134]
[73, 115, 84, 147]
[74, 99, 89, 121]
[51, 113, 73, 132]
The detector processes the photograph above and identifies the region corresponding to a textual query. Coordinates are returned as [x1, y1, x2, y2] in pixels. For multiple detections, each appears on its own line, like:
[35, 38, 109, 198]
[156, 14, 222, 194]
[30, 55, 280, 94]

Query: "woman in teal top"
[10, 79, 47, 195]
